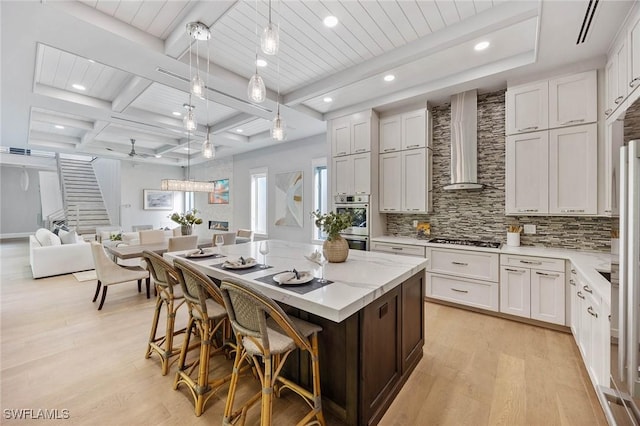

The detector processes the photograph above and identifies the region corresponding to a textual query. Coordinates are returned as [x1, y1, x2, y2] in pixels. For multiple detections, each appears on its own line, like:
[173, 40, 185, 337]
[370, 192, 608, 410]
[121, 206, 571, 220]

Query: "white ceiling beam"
[79, 121, 110, 147]
[30, 111, 94, 130]
[34, 84, 112, 110]
[29, 130, 81, 145]
[111, 76, 153, 113]
[283, 1, 539, 106]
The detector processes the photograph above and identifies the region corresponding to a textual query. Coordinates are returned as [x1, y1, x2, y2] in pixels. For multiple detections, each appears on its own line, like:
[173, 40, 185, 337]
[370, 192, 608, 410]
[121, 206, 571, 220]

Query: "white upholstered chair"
[167, 235, 198, 252]
[139, 229, 166, 244]
[90, 242, 150, 310]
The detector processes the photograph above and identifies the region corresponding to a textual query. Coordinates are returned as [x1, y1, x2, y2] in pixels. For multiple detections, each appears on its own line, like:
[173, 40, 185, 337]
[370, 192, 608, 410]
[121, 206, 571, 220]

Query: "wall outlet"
[523, 224, 536, 234]
[412, 220, 419, 228]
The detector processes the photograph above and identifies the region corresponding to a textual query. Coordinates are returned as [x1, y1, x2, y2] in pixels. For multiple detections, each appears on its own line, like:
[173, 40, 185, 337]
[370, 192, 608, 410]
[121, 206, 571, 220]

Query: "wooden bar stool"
[172, 259, 236, 416]
[220, 279, 326, 426]
[142, 250, 187, 375]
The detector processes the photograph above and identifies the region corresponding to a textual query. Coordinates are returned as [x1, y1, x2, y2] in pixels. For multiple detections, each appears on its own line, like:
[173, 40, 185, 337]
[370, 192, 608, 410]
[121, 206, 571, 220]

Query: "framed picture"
[274, 171, 303, 227]
[143, 189, 173, 210]
[208, 178, 230, 204]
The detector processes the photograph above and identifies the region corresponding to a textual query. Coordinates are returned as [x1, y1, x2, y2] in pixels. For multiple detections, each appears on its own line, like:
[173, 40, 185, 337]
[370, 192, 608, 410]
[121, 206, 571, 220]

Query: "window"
[311, 158, 328, 241]
[251, 169, 268, 235]
[184, 192, 195, 212]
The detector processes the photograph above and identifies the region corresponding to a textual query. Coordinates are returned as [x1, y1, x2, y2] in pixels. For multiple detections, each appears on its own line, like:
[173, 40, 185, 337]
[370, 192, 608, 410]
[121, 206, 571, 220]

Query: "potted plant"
[311, 210, 352, 263]
[169, 209, 203, 236]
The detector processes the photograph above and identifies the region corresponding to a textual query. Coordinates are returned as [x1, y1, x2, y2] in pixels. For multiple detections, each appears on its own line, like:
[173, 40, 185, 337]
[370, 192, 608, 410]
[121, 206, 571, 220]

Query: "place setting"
[254, 250, 333, 295]
[176, 247, 226, 262]
[210, 255, 272, 275]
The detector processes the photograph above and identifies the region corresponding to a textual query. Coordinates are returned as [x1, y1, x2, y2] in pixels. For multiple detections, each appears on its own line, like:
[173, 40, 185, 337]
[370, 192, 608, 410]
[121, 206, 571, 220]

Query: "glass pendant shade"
[248, 73, 266, 103]
[202, 137, 214, 159]
[183, 110, 197, 131]
[271, 112, 285, 141]
[191, 74, 205, 98]
[261, 24, 279, 55]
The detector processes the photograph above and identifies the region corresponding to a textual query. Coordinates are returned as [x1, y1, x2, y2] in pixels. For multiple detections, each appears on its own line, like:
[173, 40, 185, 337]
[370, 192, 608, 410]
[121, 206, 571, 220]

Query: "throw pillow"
[35, 228, 61, 246]
[60, 230, 79, 245]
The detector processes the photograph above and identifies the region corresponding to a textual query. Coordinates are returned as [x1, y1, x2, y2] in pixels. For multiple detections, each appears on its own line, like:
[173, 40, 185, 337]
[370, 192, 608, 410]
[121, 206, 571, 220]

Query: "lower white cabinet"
[370, 241, 426, 257]
[426, 248, 499, 312]
[499, 255, 565, 325]
[570, 266, 610, 387]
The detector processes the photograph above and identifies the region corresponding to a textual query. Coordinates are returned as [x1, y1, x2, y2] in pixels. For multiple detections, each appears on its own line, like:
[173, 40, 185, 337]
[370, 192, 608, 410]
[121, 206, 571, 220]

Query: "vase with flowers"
[169, 209, 203, 236]
[311, 210, 352, 263]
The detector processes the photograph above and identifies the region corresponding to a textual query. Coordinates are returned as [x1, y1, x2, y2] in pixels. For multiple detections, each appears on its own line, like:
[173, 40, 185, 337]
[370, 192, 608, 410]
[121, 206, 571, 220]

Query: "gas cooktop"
[427, 238, 502, 249]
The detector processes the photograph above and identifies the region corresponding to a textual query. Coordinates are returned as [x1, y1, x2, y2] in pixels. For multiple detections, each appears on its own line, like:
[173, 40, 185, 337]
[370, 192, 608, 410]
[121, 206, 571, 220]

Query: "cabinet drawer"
[501, 254, 564, 272]
[426, 248, 499, 282]
[427, 273, 499, 312]
[371, 242, 425, 258]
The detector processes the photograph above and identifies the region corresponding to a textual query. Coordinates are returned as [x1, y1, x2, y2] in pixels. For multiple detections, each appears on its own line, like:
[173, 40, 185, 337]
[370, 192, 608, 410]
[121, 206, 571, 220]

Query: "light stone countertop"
[371, 235, 614, 306]
[165, 239, 428, 323]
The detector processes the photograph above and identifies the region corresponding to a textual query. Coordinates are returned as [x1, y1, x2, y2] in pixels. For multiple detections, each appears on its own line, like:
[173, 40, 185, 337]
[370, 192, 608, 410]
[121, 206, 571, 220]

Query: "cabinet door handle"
[569, 279, 576, 286]
[560, 209, 585, 213]
[517, 126, 538, 132]
[587, 306, 598, 318]
[411, 208, 421, 211]
[615, 96, 624, 104]
[583, 285, 592, 294]
[383, 148, 395, 152]
[605, 108, 612, 116]
[337, 151, 347, 156]
[392, 247, 404, 251]
[406, 144, 420, 149]
[520, 260, 542, 265]
[451, 288, 469, 294]
[571, 269, 576, 274]
[605, 209, 612, 213]
[451, 261, 468, 266]
[536, 271, 559, 277]
[379, 302, 388, 318]
[630, 77, 640, 88]
[560, 119, 585, 125]
[577, 291, 585, 299]
[505, 268, 525, 273]
[517, 209, 539, 213]
[355, 148, 366, 153]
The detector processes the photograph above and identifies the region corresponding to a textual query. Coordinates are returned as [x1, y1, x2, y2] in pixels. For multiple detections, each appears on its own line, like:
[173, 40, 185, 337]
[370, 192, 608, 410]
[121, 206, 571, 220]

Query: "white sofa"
[29, 228, 94, 278]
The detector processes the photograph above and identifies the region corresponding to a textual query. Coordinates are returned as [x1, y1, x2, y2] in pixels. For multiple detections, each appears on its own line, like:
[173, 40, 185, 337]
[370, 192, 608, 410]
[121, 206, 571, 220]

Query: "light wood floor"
[1, 240, 606, 425]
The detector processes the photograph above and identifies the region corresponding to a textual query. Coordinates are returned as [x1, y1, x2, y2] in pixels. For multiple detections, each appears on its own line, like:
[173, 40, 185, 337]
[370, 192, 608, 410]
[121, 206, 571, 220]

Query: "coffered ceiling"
[0, 0, 634, 166]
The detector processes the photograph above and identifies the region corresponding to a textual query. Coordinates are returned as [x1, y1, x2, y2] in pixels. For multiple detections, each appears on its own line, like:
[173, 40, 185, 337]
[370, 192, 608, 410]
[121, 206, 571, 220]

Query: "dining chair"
[172, 258, 239, 416]
[235, 229, 253, 244]
[172, 227, 182, 236]
[142, 250, 188, 375]
[220, 279, 326, 426]
[132, 224, 153, 232]
[90, 242, 150, 310]
[167, 235, 198, 252]
[212, 231, 236, 246]
[139, 229, 166, 244]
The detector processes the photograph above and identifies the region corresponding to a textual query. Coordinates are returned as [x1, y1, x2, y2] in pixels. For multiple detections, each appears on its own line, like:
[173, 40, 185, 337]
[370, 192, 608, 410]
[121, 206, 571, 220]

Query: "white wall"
[232, 133, 328, 243]
[93, 157, 121, 226]
[119, 161, 184, 232]
[188, 156, 234, 243]
[0, 166, 43, 236]
[38, 171, 62, 217]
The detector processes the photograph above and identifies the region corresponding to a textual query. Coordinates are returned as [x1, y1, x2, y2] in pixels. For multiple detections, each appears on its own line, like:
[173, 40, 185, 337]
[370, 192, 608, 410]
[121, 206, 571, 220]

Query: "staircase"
[57, 157, 111, 235]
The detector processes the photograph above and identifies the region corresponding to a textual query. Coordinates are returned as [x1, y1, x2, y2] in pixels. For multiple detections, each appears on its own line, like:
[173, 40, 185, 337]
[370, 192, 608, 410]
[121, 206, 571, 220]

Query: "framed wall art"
[143, 189, 173, 210]
[274, 171, 303, 227]
[208, 178, 230, 204]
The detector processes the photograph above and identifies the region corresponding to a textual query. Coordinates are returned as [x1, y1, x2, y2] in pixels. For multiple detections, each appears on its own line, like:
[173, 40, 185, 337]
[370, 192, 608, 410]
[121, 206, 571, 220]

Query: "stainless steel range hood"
[444, 90, 484, 191]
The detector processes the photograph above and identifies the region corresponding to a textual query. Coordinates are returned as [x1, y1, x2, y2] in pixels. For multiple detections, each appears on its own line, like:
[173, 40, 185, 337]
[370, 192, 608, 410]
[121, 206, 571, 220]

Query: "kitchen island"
[165, 240, 428, 425]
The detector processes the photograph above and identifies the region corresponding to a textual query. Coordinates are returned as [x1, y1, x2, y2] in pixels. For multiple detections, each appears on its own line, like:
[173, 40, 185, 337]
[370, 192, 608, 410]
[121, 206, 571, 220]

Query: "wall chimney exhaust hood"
[444, 90, 484, 191]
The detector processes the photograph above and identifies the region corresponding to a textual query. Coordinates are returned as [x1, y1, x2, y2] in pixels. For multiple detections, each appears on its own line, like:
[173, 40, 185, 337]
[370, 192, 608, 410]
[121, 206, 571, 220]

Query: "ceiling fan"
[106, 138, 152, 158]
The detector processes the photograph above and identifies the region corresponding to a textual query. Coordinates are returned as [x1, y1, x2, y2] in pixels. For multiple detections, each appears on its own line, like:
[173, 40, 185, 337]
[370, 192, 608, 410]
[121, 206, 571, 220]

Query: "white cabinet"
[352, 115, 371, 154]
[499, 255, 565, 325]
[379, 149, 431, 213]
[606, 40, 629, 118]
[505, 131, 549, 215]
[548, 70, 597, 128]
[506, 81, 548, 135]
[331, 111, 374, 156]
[370, 241, 426, 257]
[600, 120, 624, 216]
[628, 12, 640, 103]
[333, 153, 371, 195]
[548, 124, 598, 215]
[379, 152, 401, 212]
[379, 109, 428, 153]
[331, 116, 351, 157]
[427, 248, 500, 312]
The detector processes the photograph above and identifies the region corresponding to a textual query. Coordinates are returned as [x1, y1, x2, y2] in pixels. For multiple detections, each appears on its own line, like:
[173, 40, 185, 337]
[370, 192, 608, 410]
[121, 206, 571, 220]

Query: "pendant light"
[202, 127, 215, 159]
[186, 22, 210, 99]
[261, 0, 279, 55]
[183, 103, 197, 131]
[271, 0, 285, 141]
[248, 0, 266, 103]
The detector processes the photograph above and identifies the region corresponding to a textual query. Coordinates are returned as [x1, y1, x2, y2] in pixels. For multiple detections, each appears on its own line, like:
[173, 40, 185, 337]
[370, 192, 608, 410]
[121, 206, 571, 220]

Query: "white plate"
[185, 250, 216, 258]
[222, 259, 257, 269]
[273, 271, 314, 285]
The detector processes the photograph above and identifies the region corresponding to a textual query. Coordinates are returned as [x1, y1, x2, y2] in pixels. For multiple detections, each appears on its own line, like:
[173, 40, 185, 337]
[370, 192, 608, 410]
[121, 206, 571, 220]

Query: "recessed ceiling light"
[323, 16, 338, 28]
[54, 125, 65, 129]
[155, 154, 162, 158]
[384, 74, 395, 82]
[323, 97, 333, 103]
[236, 129, 244, 133]
[256, 58, 267, 67]
[87, 59, 96, 64]
[474, 41, 490, 51]
[72, 83, 86, 91]
[172, 111, 182, 116]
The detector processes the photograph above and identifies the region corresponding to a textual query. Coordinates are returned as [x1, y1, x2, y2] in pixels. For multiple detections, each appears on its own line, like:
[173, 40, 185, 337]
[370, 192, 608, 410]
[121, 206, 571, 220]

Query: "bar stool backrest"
[142, 250, 177, 289]
[173, 259, 224, 316]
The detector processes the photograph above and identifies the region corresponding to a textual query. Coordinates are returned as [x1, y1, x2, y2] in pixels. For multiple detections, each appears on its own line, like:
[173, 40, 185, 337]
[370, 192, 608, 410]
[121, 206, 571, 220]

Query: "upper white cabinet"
[506, 81, 548, 135]
[548, 124, 598, 215]
[505, 131, 549, 215]
[606, 40, 628, 118]
[332, 153, 371, 195]
[379, 109, 428, 153]
[548, 71, 597, 128]
[629, 13, 640, 97]
[331, 111, 375, 157]
[599, 120, 624, 216]
[506, 71, 596, 135]
[378, 108, 432, 214]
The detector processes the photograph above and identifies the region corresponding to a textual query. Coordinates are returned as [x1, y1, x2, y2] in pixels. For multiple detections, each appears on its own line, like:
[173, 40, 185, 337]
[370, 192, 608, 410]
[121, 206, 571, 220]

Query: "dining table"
[106, 240, 211, 261]
[164, 239, 428, 426]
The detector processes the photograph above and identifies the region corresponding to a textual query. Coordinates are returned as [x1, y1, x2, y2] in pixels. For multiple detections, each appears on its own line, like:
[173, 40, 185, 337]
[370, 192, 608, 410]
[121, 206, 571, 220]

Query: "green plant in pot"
[169, 209, 203, 236]
[311, 210, 352, 263]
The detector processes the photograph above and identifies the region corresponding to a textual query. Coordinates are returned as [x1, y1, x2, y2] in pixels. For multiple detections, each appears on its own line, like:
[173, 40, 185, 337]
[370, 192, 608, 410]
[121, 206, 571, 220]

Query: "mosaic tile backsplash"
[385, 90, 612, 252]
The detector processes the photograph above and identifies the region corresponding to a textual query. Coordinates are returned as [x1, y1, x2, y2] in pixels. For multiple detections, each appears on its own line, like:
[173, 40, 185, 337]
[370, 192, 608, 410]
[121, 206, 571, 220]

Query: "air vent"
[576, 0, 599, 44]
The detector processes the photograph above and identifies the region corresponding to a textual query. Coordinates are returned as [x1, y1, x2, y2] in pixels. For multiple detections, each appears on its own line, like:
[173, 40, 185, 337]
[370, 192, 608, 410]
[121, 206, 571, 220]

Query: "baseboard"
[0, 233, 31, 240]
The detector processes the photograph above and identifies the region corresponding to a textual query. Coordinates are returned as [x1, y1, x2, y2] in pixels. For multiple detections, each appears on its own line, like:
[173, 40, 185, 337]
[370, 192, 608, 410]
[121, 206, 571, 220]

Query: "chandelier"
[161, 129, 215, 192]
